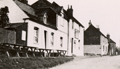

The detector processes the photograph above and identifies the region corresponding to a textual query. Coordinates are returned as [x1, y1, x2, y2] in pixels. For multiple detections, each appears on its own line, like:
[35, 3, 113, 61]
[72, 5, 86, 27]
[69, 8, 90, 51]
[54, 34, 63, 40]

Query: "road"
[50, 56, 120, 69]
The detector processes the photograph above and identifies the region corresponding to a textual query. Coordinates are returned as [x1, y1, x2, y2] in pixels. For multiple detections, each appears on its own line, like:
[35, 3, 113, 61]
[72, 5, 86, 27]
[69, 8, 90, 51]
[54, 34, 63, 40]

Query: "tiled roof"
[31, 0, 52, 9]
[110, 39, 116, 43]
[51, 2, 84, 28]
[0, 0, 28, 23]
[14, 0, 36, 17]
[51, 2, 63, 14]
[4, 23, 26, 29]
[72, 17, 84, 28]
[87, 24, 107, 38]
[35, 7, 57, 15]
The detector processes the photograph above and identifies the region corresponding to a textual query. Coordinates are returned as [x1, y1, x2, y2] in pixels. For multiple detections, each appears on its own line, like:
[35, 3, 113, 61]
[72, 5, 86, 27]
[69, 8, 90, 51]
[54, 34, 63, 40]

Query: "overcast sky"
[29, 0, 120, 47]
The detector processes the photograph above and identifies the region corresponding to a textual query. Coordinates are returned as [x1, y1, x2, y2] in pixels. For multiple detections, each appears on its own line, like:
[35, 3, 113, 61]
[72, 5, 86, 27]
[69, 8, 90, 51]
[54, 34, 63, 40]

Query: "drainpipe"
[67, 20, 70, 55]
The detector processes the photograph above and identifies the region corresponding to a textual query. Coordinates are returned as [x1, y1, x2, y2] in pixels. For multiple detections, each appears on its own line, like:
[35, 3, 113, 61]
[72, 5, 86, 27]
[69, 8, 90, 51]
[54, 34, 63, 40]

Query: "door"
[71, 38, 73, 53]
[44, 31, 47, 49]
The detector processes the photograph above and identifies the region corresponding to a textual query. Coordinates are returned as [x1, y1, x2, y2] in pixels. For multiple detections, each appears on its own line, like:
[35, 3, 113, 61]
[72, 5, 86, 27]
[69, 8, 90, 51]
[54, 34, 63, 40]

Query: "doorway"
[44, 31, 47, 49]
[71, 38, 73, 53]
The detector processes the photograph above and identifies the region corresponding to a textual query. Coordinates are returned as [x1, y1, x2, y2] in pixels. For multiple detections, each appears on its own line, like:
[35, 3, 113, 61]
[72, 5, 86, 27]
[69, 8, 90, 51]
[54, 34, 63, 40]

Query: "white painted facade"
[0, 0, 68, 51]
[26, 15, 68, 51]
[100, 35, 108, 55]
[84, 35, 108, 55]
[84, 45, 101, 54]
[67, 19, 84, 56]
[0, 0, 84, 56]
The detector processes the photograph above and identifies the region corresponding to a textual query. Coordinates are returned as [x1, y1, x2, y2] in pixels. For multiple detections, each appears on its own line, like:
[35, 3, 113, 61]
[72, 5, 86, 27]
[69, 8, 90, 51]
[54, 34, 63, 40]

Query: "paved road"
[50, 56, 120, 69]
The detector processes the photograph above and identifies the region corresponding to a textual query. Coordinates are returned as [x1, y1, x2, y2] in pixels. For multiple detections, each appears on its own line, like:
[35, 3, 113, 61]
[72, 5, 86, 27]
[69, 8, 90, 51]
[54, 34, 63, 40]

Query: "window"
[60, 37, 63, 47]
[103, 45, 104, 51]
[61, 9, 64, 17]
[60, 16, 64, 26]
[74, 29, 80, 39]
[43, 13, 47, 24]
[106, 47, 107, 51]
[51, 32, 54, 46]
[34, 27, 39, 43]
[78, 40, 80, 50]
[44, 31, 47, 49]
[74, 40, 76, 48]
[74, 40, 76, 44]
[22, 30, 26, 41]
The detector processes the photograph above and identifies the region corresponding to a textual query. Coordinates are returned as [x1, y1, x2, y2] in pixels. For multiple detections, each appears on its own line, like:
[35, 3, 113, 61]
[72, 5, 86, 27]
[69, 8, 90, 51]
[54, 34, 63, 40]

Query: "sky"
[29, 0, 120, 47]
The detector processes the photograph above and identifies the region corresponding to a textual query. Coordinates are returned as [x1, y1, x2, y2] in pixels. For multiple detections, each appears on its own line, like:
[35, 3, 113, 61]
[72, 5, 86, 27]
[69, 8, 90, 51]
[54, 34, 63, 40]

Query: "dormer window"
[60, 8, 64, 18]
[43, 13, 47, 24]
[59, 9, 65, 27]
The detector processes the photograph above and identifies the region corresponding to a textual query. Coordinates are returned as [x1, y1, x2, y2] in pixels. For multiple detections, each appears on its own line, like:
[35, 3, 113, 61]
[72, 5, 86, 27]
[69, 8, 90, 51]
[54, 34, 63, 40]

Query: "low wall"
[84, 45, 101, 55]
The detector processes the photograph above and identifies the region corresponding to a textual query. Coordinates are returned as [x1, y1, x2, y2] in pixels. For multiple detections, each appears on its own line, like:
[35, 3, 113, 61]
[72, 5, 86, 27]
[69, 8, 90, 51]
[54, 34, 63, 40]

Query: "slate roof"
[51, 2, 84, 28]
[72, 17, 84, 28]
[31, 0, 52, 9]
[31, 0, 84, 28]
[14, 0, 36, 17]
[0, 0, 28, 23]
[86, 24, 107, 38]
[4, 23, 27, 29]
[35, 7, 57, 15]
[110, 39, 116, 43]
[51, 2, 63, 14]
[14, 0, 57, 30]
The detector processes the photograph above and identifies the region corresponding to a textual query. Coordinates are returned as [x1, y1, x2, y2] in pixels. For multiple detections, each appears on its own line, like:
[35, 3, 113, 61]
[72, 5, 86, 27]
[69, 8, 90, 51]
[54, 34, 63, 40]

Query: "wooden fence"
[0, 43, 67, 57]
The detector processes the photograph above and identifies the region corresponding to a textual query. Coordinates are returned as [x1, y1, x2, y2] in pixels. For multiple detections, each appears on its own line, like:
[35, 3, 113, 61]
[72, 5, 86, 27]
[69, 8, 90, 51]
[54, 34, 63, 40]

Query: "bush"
[0, 54, 74, 69]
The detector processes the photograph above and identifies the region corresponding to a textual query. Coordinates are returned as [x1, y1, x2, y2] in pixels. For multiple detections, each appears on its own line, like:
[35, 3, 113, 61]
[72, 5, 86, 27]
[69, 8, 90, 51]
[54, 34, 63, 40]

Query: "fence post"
[6, 51, 10, 57]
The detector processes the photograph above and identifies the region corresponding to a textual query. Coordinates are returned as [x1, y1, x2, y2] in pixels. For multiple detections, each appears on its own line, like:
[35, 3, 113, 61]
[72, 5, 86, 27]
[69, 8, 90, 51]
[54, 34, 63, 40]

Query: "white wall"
[84, 35, 108, 56]
[27, 20, 67, 50]
[67, 19, 84, 56]
[56, 15, 68, 50]
[57, 15, 68, 34]
[84, 45, 101, 54]
[100, 35, 109, 55]
[79, 26, 84, 56]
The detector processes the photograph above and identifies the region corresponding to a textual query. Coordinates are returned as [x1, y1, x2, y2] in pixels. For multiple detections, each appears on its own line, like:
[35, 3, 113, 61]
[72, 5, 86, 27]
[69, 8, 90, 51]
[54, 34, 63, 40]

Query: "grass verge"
[0, 54, 73, 69]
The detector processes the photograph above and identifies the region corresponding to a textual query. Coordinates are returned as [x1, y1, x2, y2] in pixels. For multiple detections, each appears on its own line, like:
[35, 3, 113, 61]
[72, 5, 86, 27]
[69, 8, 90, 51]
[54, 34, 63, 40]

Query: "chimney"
[107, 34, 110, 43]
[88, 20, 92, 26]
[96, 25, 100, 30]
[67, 5, 73, 19]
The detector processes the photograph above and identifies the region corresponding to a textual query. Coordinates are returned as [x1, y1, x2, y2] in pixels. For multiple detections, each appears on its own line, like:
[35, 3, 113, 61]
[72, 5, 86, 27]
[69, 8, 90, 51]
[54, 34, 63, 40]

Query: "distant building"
[84, 21, 108, 55]
[107, 34, 117, 56]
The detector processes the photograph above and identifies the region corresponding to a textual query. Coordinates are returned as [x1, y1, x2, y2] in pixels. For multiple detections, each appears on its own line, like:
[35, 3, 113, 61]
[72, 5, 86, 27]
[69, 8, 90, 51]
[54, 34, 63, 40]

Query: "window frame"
[21, 30, 26, 41]
[33, 27, 39, 44]
[60, 37, 63, 47]
[51, 32, 54, 46]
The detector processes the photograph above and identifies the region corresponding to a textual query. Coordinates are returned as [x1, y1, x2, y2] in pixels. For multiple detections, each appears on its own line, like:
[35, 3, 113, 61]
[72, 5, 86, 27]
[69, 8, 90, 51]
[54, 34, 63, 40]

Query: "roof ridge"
[88, 24, 107, 38]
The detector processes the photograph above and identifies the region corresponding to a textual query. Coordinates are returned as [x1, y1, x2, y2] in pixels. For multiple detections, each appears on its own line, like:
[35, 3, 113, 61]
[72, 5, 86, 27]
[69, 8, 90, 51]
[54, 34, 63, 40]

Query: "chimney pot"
[67, 5, 73, 19]
[88, 20, 92, 26]
[96, 25, 100, 30]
